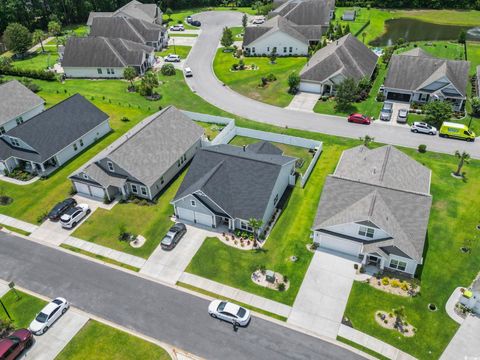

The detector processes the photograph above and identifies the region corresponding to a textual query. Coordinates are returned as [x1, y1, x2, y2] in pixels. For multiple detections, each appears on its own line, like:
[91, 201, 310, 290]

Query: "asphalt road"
[0, 232, 365, 360]
[186, 11, 480, 159]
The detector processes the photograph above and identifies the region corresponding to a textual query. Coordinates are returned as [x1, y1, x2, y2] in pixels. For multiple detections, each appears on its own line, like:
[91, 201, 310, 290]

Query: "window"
[289, 47, 292, 53]
[191, 200, 196, 207]
[110, 68, 115, 74]
[252, 47, 255, 53]
[267, 47, 270, 52]
[97, 68, 103, 74]
[73, 143, 78, 151]
[107, 161, 114, 172]
[177, 160, 181, 167]
[358, 226, 374, 238]
[283, 47, 287, 53]
[273, 194, 279, 205]
[83, 173, 89, 179]
[389, 259, 407, 272]
[15, 117, 23, 125]
[160, 176, 164, 185]
[106, 68, 111, 74]
[141, 186, 147, 196]
[273, 47, 277, 52]
[131, 184, 138, 193]
[0, 126, 5, 135]
[80, 139, 84, 147]
[240, 222, 253, 232]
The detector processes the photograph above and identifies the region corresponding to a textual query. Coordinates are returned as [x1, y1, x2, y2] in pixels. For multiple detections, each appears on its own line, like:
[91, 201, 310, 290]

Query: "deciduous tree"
[3, 23, 32, 55]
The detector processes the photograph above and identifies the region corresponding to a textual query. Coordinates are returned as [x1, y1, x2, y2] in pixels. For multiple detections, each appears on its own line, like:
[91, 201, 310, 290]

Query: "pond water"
[370, 18, 480, 46]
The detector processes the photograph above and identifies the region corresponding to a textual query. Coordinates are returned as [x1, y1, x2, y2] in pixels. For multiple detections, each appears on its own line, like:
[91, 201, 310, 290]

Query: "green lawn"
[11, 48, 58, 71]
[214, 48, 307, 107]
[229, 135, 313, 174]
[344, 148, 480, 360]
[194, 121, 222, 140]
[334, 7, 372, 38]
[55, 320, 171, 360]
[0, 290, 47, 328]
[185, 141, 352, 305]
[230, 26, 244, 41]
[156, 45, 191, 60]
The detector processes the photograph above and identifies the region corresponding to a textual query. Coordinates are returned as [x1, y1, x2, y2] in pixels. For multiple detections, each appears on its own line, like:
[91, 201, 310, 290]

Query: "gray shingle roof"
[76, 106, 204, 188]
[300, 34, 378, 83]
[90, 17, 164, 44]
[0, 80, 44, 127]
[385, 50, 470, 96]
[86, 12, 113, 26]
[174, 143, 296, 220]
[244, 16, 310, 46]
[87, 0, 159, 26]
[270, 0, 335, 26]
[1, 94, 109, 163]
[247, 141, 284, 155]
[62, 36, 153, 68]
[312, 145, 432, 262]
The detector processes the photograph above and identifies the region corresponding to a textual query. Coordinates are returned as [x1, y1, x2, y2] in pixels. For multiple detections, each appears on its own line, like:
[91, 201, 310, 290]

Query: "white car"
[170, 24, 184, 31]
[164, 54, 180, 62]
[208, 300, 251, 326]
[411, 122, 437, 135]
[29, 297, 69, 335]
[397, 108, 408, 123]
[184, 67, 193, 77]
[60, 203, 90, 229]
[252, 18, 265, 24]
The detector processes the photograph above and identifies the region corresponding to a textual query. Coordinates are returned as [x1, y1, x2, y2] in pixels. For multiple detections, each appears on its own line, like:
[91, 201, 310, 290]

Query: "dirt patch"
[375, 311, 416, 337]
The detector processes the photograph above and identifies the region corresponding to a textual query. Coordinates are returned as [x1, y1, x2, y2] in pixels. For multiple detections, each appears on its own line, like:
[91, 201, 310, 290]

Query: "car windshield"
[217, 301, 227, 312]
[161, 235, 173, 244]
[237, 307, 246, 318]
[35, 312, 48, 323]
[52, 299, 63, 305]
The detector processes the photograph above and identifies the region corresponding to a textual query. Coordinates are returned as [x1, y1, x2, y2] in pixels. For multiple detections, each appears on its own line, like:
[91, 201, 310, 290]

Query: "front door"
[367, 255, 380, 266]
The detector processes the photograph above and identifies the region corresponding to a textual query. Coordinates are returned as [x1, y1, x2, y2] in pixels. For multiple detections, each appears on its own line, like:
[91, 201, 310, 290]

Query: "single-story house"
[172, 141, 297, 233]
[0, 80, 45, 135]
[383, 48, 470, 112]
[299, 34, 377, 94]
[69, 106, 205, 201]
[62, 36, 155, 78]
[87, 0, 163, 26]
[0, 94, 110, 176]
[342, 10, 356, 21]
[90, 16, 168, 50]
[312, 145, 432, 277]
[270, 0, 335, 27]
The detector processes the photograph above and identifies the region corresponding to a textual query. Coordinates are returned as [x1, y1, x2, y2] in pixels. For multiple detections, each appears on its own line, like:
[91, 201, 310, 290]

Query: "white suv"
[411, 122, 437, 135]
[164, 54, 180, 62]
[60, 204, 90, 229]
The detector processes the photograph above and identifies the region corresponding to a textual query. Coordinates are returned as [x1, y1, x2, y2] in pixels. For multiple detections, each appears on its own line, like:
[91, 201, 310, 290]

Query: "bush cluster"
[0, 65, 56, 81]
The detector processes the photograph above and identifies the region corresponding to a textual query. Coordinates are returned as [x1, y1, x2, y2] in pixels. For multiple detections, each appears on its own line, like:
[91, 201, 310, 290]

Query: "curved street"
[186, 11, 480, 158]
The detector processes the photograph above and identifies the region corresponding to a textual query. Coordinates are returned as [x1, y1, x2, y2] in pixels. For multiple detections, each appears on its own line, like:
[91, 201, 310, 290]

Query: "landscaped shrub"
[266, 73, 277, 82]
[418, 144, 427, 153]
[238, 59, 245, 70]
[161, 63, 176, 76]
[401, 282, 410, 291]
[381, 277, 390, 286]
[376, 92, 385, 102]
[260, 77, 268, 87]
[391, 279, 401, 288]
[277, 283, 286, 291]
[0, 65, 56, 81]
[231, 63, 239, 71]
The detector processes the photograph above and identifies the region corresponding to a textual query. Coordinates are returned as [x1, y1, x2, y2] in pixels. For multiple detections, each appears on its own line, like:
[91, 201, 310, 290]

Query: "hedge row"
[0, 66, 56, 81]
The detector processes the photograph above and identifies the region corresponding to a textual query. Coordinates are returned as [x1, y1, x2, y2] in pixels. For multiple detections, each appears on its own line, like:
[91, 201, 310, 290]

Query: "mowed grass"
[55, 320, 171, 360]
[0, 290, 47, 328]
[213, 48, 307, 107]
[344, 148, 480, 360]
[156, 45, 192, 60]
[185, 142, 350, 305]
[11, 48, 59, 71]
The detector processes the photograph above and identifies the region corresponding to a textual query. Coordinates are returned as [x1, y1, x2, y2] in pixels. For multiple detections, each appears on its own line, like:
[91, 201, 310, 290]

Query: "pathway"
[441, 315, 480, 360]
[286, 92, 319, 112]
[0, 214, 38, 233]
[29, 36, 55, 53]
[0, 174, 39, 185]
[445, 287, 465, 324]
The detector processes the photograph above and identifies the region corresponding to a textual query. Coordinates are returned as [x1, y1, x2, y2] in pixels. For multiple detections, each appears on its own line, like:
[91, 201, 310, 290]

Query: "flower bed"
[369, 275, 420, 297]
[251, 269, 290, 292]
[375, 310, 416, 337]
[219, 232, 256, 250]
[5, 168, 35, 182]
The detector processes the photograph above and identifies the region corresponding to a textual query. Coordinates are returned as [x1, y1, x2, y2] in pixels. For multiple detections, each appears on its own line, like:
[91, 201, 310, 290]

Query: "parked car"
[252, 18, 265, 25]
[161, 223, 187, 250]
[47, 198, 77, 221]
[397, 108, 408, 123]
[208, 300, 251, 327]
[439, 122, 476, 142]
[164, 54, 181, 62]
[29, 298, 69, 335]
[0, 329, 33, 360]
[411, 122, 437, 135]
[347, 113, 371, 125]
[60, 204, 90, 229]
[184, 67, 193, 77]
[186, 16, 192, 23]
[170, 24, 184, 31]
[380, 102, 393, 121]
[190, 20, 201, 27]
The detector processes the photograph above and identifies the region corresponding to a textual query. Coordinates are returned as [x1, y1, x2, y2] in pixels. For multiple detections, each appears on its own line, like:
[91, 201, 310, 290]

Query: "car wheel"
[429, 132, 434, 135]
[62, 307, 68, 314]
[412, 129, 418, 133]
[72, 221, 77, 227]
[43, 326, 49, 334]
[86, 209, 91, 215]
[26, 338, 34, 348]
[210, 313, 217, 318]
[234, 322, 240, 327]
[467, 138, 474, 142]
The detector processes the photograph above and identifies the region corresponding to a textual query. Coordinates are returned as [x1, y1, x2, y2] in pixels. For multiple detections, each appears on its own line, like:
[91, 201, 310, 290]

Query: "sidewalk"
[338, 325, 416, 360]
[29, 36, 54, 53]
[445, 287, 465, 324]
[179, 272, 292, 318]
[0, 174, 39, 185]
[0, 214, 38, 233]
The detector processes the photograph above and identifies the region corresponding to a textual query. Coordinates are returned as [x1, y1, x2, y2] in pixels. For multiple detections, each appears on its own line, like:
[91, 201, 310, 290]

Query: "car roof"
[185, 67, 192, 71]
[41, 301, 61, 315]
[223, 302, 241, 314]
[0, 338, 14, 354]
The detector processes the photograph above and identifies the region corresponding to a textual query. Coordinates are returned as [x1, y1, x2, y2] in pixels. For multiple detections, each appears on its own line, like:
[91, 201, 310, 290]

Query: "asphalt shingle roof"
[87, 0, 159, 26]
[174, 143, 296, 220]
[270, 0, 335, 26]
[90, 17, 164, 44]
[0, 80, 44, 127]
[244, 15, 312, 46]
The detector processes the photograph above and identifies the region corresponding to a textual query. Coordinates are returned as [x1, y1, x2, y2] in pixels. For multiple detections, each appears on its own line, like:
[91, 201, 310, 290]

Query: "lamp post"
[0, 299, 12, 321]
[172, 37, 176, 55]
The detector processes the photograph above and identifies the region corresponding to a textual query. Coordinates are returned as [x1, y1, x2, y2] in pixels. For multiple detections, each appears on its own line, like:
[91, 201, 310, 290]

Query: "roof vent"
[372, 167, 376, 174]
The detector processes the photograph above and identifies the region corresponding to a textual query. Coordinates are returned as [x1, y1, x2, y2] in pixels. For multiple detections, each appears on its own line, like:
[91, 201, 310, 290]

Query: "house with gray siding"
[172, 142, 297, 233]
[0, 94, 110, 176]
[87, 0, 163, 26]
[70, 106, 205, 201]
[0, 80, 45, 134]
[312, 145, 432, 277]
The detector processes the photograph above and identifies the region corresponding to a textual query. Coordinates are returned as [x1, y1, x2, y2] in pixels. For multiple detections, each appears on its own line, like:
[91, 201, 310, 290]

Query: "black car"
[47, 198, 77, 221]
[161, 223, 187, 250]
[191, 20, 201, 27]
[186, 15, 192, 23]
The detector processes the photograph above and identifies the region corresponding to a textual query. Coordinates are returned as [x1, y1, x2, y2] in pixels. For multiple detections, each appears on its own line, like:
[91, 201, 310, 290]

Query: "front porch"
[9, 157, 60, 177]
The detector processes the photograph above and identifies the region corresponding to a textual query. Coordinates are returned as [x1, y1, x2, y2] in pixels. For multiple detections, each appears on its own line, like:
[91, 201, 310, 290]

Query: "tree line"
[336, 0, 480, 10]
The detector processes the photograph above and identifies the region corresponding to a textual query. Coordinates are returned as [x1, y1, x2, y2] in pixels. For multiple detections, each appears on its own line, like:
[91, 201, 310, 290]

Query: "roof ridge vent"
[379, 146, 391, 183]
[368, 192, 377, 217]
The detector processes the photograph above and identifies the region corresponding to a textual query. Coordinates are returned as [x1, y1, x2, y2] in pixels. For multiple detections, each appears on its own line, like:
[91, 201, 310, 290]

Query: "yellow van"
[439, 122, 476, 142]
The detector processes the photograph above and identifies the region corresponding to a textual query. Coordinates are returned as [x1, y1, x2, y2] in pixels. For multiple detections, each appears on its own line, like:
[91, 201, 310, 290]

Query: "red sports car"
[347, 113, 371, 125]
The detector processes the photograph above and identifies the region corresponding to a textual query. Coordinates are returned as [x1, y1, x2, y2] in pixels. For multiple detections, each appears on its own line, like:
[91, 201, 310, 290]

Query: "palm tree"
[454, 150, 470, 177]
[32, 29, 46, 53]
[248, 218, 263, 248]
[359, 135, 375, 148]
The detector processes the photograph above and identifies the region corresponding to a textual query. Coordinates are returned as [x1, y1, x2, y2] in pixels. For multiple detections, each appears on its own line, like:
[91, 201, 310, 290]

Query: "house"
[0, 80, 45, 134]
[244, 0, 335, 55]
[69, 106, 204, 201]
[62, 36, 155, 78]
[383, 48, 470, 112]
[0, 94, 110, 176]
[87, 0, 163, 26]
[299, 34, 377, 94]
[171, 142, 297, 232]
[342, 10, 356, 21]
[90, 17, 168, 50]
[312, 145, 432, 277]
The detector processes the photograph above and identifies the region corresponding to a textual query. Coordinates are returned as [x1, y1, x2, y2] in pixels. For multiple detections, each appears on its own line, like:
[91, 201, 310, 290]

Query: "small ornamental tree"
[287, 72, 300, 94]
[454, 151, 470, 177]
[32, 29, 46, 53]
[471, 97, 480, 117]
[161, 63, 176, 76]
[139, 71, 159, 96]
[269, 48, 277, 64]
[48, 20, 62, 36]
[334, 78, 357, 111]
[242, 13, 248, 29]
[166, 8, 173, 20]
[360, 135, 375, 148]
[3, 23, 32, 55]
[123, 66, 137, 90]
[458, 30, 467, 44]
[220, 27, 234, 49]
[424, 100, 453, 129]
[344, 23, 351, 34]
[248, 218, 263, 248]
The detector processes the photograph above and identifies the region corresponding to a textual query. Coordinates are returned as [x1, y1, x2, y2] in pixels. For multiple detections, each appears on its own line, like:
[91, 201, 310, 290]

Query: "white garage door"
[74, 182, 90, 196]
[74, 182, 105, 199]
[318, 234, 362, 257]
[195, 212, 213, 227]
[299, 82, 321, 94]
[177, 207, 195, 222]
[90, 186, 105, 199]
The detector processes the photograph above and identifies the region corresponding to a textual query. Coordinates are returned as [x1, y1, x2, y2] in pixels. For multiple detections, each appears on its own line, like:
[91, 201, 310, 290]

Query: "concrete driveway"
[441, 315, 480, 360]
[287, 250, 358, 339]
[140, 224, 216, 284]
[286, 92, 319, 112]
[22, 310, 88, 360]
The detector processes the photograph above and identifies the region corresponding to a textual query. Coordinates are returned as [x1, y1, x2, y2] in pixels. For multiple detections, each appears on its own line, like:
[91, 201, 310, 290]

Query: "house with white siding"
[312, 145, 432, 277]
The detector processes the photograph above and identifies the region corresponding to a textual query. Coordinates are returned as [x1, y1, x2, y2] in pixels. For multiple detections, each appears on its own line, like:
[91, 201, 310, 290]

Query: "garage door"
[177, 207, 195, 222]
[299, 82, 321, 94]
[318, 235, 362, 257]
[74, 182, 91, 196]
[195, 212, 213, 227]
[74, 182, 105, 199]
[386, 92, 411, 102]
[90, 186, 105, 198]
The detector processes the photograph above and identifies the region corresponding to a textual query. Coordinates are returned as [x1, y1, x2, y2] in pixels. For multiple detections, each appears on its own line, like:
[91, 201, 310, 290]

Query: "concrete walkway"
[286, 92, 319, 112]
[339, 325, 416, 360]
[0, 214, 38, 233]
[63, 237, 146, 269]
[441, 315, 480, 360]
[0, 174, 40, 185]
[0, 282, 9, 297]
[169, 37, 196, 47]
[445, 287, 465, 324]
[29, 36, 55, 53]
[179, 272, 292, 318]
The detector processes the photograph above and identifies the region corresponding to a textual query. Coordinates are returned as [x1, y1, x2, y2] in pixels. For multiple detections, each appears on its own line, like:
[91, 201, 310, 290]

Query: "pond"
[370, 18, 480, 46]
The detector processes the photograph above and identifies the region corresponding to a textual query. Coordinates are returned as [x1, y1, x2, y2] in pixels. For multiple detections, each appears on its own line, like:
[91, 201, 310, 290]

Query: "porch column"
[361, 254, 367, 266]
[380, 257, 385, 270]
[39, 163, 45, 173]
[229, 218, 234, 231]
[30, 161, 35, 172]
